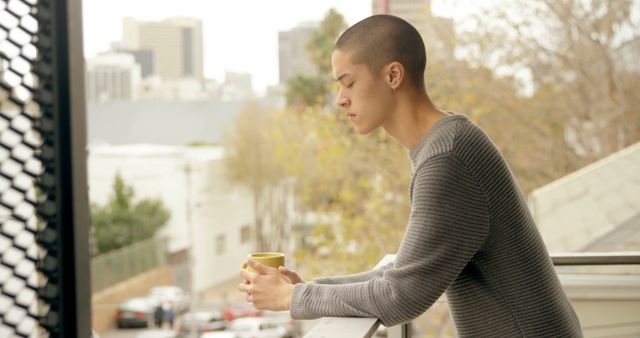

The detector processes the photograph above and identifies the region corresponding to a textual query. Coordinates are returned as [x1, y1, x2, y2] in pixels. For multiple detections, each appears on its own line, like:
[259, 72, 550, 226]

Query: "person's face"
[332, 49, 394, 134]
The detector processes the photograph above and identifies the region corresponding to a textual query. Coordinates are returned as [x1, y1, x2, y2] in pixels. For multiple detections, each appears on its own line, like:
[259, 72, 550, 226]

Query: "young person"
[239, 15, 582, 337]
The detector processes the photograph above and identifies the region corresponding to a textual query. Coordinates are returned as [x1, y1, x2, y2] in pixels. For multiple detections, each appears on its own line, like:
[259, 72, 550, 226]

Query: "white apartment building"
[88, 144, 256, 295]
[86, 53, 141, 102]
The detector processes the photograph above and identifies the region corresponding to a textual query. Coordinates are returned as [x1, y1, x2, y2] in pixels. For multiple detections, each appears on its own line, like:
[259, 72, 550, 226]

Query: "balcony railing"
[303, 252, 640, 338]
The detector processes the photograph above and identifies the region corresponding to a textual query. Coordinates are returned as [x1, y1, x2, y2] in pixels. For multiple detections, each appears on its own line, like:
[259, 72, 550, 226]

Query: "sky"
[82, 0, 468, 95]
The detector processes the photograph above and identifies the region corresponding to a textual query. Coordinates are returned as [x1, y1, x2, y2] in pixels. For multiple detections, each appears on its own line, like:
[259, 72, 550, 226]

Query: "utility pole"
[185, 162, 197, 338]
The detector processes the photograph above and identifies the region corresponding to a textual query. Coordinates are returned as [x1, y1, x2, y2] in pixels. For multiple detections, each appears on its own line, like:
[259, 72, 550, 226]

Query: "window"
[215, 234, 225, 255]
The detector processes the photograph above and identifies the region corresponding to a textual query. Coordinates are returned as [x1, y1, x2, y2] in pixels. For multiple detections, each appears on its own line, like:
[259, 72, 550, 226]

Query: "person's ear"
[385, 61, 405, 91]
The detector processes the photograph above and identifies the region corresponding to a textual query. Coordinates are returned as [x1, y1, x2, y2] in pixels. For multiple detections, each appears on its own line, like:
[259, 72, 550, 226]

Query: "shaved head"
[335, 15, 427, 91]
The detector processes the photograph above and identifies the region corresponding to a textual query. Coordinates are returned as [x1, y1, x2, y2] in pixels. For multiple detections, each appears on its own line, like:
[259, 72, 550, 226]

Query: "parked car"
[115, 297, 157, 328]
[149, 286, 191, 313]
[222, 300, 261, 321]
[228, 317, 288, 338]
[135, 329, 178, 338]
[177, 311, 226, 338]
[199, 333, 235, 338]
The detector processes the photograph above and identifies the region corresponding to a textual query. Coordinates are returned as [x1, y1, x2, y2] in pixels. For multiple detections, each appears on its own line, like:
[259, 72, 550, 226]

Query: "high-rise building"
[86, 52, 141, 102]
[122, 17, 204, 80]
[127, 49, 155, 78]
[372, 0, 455, 62]
[278, 21, 319, 85]
[372, 0, 432, 30]
[110, 42, 156, 79]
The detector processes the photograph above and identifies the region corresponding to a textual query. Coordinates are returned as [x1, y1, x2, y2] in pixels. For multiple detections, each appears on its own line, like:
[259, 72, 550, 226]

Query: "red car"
[222, 301, 261, 321]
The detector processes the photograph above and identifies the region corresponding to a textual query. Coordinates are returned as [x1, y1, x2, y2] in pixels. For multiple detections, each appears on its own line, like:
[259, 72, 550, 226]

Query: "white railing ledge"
[303, 317, 380, 338]
[303, 255, 397, 338]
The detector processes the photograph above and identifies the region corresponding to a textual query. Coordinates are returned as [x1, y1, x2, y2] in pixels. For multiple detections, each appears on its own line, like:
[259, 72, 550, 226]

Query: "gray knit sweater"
[290, 114, 583, 337]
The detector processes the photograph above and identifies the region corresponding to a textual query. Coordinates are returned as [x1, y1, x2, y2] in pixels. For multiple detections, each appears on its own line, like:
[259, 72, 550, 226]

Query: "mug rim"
[248, 252, 284, 258]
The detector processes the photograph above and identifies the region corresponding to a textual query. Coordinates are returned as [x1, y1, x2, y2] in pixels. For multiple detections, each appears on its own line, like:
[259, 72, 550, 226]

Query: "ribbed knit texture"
[290, 114, 583, 337]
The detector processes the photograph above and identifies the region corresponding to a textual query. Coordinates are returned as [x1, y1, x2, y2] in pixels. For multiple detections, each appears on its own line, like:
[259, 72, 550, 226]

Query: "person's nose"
[336, 91, 350, 109]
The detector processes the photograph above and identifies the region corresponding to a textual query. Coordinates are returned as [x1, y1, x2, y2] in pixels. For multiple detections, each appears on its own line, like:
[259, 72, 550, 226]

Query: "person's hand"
[238, 260, 295, 311]
[278, 266, 304, 284]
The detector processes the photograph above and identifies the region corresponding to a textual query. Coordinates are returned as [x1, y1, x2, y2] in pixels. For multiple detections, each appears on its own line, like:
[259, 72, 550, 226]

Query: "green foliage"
[225, 9, 348, 253]
[285, 9, 347, 110]
[223, 101, 289, 252]
[285, 75, 329, 111]
[224, 101, 281, 192]
[459, 0, 640, 164]
[91, 173, 170, 255]
[306, 8, 347, 75]
[267, 108, 410, 277]
[187, 141, 218, 147]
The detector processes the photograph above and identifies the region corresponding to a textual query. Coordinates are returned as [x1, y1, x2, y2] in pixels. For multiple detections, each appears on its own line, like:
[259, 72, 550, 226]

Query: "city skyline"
[82, 0, 469, 95]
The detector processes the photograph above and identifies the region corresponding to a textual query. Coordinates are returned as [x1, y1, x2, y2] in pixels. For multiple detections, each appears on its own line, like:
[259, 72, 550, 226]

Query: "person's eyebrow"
[334, 73, 351, 82]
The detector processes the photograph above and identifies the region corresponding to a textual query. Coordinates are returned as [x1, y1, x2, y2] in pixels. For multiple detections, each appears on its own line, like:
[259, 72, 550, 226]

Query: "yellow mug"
[242, 252, 285, 273]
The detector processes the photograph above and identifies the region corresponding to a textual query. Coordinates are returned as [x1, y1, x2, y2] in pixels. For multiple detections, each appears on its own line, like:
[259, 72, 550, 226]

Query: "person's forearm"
[291, 269, 445, 327]
[312, 262, 393, 285]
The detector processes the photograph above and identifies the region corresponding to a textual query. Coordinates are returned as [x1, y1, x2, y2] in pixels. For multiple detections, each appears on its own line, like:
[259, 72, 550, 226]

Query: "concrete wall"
[573, 300, 640, 337]
[92, 266, 173, 334]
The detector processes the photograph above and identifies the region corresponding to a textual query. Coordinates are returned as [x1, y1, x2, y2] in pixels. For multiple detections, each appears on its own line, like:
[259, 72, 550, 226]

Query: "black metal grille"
[0, 0, 58, 336]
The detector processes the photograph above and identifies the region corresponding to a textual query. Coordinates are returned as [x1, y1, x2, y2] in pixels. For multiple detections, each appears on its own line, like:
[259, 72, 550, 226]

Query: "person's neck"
[383, 90, 448, 150]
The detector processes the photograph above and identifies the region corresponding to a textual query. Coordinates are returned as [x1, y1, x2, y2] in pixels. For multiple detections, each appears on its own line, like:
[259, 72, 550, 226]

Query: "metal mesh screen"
[1, 0, 57, 336]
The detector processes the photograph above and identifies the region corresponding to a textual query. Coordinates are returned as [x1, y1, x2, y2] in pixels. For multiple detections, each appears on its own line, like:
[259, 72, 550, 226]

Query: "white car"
[148, 286, 191, 313]
[200, 333, 235, 338]
[135, 329, 177, 338]
[177, 311, 226, 337]
[229, 317, 288, 338]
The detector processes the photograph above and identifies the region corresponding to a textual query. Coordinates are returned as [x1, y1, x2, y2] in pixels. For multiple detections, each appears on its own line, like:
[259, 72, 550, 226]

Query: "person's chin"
[353, 123, 377, 135]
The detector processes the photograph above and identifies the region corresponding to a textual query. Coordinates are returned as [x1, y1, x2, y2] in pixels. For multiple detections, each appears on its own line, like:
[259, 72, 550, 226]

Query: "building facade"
[278, 22, 319, 85]
[88, 145, 256, 296]
[86, 52, 141, 102]
[221, 71, 254, 101]
[122, 17, 204, 80]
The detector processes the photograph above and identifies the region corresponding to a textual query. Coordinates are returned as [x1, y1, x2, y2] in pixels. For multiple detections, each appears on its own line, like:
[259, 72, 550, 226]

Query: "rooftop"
[87, 96, 283, 147]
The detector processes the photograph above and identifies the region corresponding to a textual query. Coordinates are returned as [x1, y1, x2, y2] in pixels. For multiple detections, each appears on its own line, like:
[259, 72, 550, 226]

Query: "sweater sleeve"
[313, 262, 394, 285]
[290, 154, 490, 326]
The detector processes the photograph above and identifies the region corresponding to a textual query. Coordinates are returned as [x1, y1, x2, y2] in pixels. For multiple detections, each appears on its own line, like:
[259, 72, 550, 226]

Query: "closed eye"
[347, 82, 354, 88]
